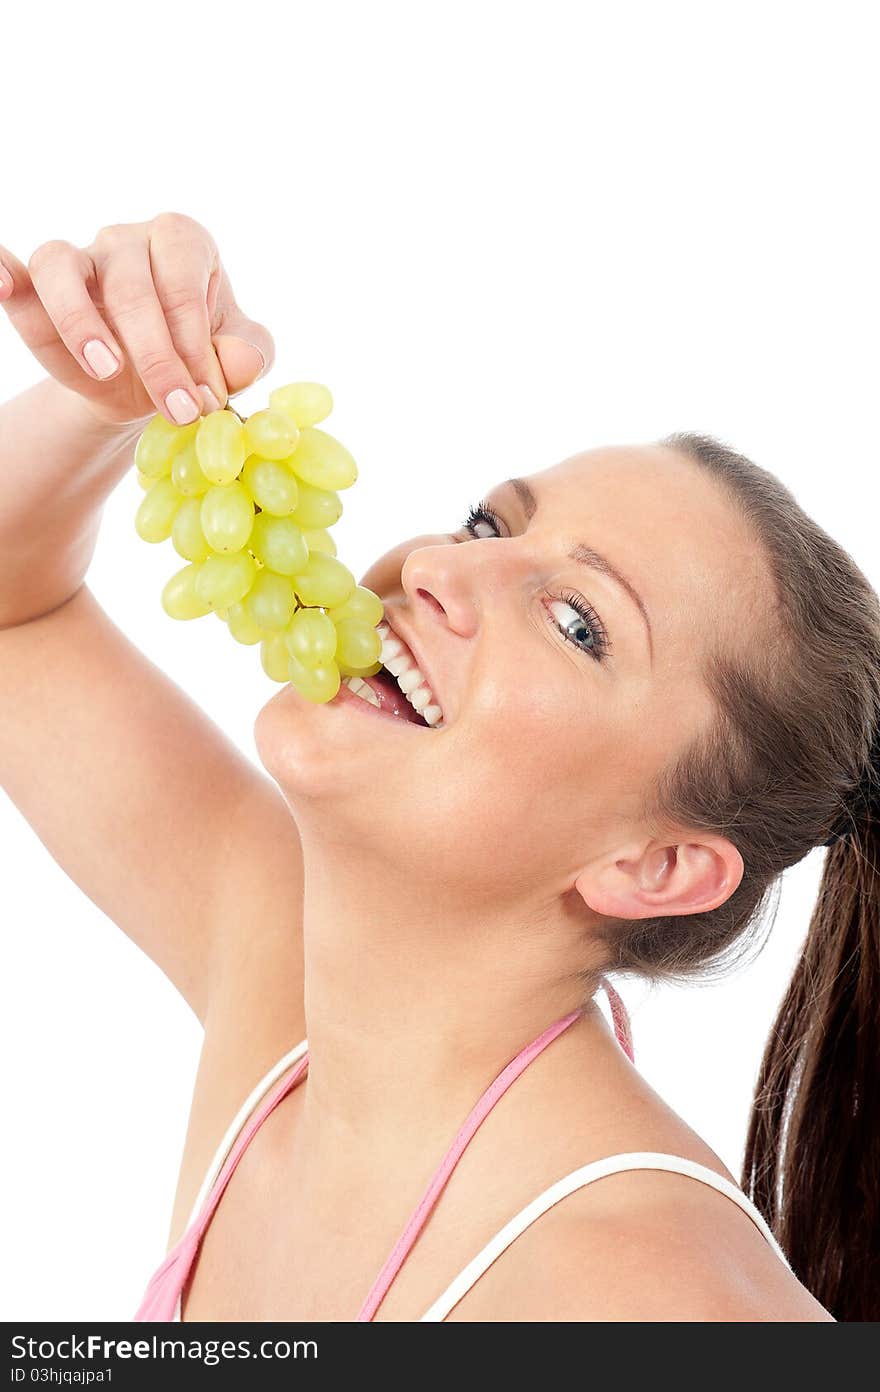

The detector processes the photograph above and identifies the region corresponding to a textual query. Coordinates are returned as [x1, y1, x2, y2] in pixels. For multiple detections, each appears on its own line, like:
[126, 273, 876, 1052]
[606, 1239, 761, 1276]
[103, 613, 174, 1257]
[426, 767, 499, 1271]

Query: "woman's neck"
[291, 827, 624, 1190]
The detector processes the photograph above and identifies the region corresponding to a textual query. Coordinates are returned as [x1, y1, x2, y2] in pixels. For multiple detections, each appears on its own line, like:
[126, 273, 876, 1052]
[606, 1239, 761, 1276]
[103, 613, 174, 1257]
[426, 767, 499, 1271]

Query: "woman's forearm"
[0, 378, 144, 626]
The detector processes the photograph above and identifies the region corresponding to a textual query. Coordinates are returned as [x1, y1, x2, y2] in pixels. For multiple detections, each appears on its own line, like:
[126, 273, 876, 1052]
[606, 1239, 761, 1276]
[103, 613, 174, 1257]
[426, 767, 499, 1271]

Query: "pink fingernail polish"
[197, 383, 222, 414]
[165, 389, 200, 425]
[83, 339, 120, 380]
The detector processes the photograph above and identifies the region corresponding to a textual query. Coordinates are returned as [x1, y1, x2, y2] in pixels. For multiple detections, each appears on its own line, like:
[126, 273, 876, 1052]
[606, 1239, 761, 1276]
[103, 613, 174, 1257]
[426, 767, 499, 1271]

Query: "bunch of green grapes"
[133, 381, 383, 703]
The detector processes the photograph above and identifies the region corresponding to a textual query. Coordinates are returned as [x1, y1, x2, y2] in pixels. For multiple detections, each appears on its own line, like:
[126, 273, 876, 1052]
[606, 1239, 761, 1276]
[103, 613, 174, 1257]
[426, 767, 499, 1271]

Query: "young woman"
[1, 213, 874, 1322]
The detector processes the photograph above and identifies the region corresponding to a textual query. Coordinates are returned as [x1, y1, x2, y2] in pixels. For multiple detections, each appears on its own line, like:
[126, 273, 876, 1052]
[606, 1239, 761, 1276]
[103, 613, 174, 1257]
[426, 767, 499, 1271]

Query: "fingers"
[212, 334, 269, 398]
[1, 217, 274, 426]
[94, 232, 208, 425]
[209, 261, 276, 394]
[0, 241, 118, 394]
[26, 240, 125, 381]
[148, 213, 228, 411]
[209, 262, 276, 396]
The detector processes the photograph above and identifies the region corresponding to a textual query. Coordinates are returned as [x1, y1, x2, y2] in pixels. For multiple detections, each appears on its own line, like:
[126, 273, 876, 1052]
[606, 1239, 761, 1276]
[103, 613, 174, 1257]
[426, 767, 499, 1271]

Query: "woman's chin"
[253, 680, 381, 803]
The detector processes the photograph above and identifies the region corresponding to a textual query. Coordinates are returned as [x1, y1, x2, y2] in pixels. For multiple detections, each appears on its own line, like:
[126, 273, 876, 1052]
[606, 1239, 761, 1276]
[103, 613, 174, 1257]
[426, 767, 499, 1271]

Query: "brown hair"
[601, 431, 880, 1321]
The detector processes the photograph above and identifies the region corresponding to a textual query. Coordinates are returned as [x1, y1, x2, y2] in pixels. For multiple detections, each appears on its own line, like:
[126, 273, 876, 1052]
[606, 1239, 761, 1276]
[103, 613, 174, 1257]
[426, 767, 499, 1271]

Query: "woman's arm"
[0, 377, 142, 627]
[0, 582, 305, 1027]
[0, 219, 304, 1030]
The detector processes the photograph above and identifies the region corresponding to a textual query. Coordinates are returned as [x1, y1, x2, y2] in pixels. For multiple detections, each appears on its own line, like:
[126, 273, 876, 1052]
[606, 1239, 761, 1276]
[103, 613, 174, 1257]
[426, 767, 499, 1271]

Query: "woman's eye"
[460, 502, 503, 539]
[547, 595, 611, 663]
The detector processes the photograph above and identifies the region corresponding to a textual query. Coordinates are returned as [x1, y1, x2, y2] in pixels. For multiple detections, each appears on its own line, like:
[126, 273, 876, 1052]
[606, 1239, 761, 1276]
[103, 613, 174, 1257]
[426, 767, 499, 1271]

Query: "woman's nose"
[401, 533, 516, 638]
[401, 545, 479, 638]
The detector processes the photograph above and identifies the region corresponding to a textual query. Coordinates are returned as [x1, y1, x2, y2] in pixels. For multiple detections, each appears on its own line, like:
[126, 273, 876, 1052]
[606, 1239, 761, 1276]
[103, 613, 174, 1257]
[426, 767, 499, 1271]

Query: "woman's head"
[256, 440, 771, 932]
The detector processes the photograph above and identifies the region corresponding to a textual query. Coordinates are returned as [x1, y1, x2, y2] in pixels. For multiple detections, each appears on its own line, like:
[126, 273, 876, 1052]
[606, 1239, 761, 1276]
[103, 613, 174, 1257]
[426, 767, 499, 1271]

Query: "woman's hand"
[0, 212, 275, 427]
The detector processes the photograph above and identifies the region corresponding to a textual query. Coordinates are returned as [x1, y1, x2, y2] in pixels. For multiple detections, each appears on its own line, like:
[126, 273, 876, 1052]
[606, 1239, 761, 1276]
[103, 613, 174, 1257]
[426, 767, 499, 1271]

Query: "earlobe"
[573, 836, 744, 921]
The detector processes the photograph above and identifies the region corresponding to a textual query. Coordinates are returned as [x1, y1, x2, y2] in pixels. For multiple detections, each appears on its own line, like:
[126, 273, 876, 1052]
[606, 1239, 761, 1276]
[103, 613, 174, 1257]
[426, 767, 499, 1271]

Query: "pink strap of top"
[132, 1049, 312, 1321]
[355, 977, 633, 1320]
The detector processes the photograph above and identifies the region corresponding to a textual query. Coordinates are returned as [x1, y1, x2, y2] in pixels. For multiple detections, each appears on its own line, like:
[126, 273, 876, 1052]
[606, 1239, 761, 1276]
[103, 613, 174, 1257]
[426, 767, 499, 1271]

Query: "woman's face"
[255, 443, 764, 913]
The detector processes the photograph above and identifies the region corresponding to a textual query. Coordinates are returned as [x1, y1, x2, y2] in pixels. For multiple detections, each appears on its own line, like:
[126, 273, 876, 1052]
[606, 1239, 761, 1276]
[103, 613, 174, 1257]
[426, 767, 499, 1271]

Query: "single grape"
[162, 563, 213, 619]
[243, 408, 300, 460]
[327, 585, 384, 627]
[135, 414, 198, 478]
[249, 514, 309, 575]
[246, 570, 297, 630]
[240, 455, 300, 515]
[227, 601, 266, 646]
[195, 550, 258, 609]
[289, 478, 343, 529]
[200, 482, 255, 553]
[261, 633, 292, 682]
[171, 497, 213, 562]
[269, 381, 333, 428]
[285, 608, 337, 667]
[337, 658, 383, 677]
[292, 552, 356, 608]
[171, 441, 212, 497]
[302, 528, 336, 556]
[334, 618, 382, 670]
[288, 652, 342, 703]
[195, 409, 247, 485]
[288, 426, 357, 491]
[136, 476, 183, 542]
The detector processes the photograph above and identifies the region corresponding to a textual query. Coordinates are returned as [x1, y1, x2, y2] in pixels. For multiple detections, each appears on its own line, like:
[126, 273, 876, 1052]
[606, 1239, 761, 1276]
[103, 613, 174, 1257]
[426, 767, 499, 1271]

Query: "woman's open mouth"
[333, 619, 445, 728]
[334, 668, 432, 726]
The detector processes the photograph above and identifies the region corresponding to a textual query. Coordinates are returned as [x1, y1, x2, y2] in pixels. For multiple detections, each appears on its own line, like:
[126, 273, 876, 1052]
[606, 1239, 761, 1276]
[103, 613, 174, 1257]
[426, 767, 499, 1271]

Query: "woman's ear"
[573, 834, 744, 920]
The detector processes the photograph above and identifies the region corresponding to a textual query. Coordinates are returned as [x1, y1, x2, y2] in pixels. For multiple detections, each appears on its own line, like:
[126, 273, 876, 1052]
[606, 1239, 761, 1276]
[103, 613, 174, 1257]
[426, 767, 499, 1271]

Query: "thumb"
[212, 323, 275, 397]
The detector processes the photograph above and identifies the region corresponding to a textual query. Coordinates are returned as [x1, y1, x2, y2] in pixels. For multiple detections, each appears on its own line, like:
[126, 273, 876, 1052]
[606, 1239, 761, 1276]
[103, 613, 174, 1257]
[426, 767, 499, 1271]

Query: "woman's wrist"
[0, 377, 145, 559]
[45, 378, 148, 452]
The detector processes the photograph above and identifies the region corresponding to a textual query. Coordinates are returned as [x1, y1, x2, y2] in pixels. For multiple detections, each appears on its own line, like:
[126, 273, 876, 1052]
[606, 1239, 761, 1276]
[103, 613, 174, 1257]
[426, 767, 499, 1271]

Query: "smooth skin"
[0, 215, 833, 1321]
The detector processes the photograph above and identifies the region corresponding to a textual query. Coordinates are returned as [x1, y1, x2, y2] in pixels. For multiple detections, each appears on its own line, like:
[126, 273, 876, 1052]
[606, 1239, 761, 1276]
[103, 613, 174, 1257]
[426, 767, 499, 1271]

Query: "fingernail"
[165, 388, 200, 425]
[0, 263, 12, 294]
[83, 339, 120, 380]
[197, 383, 222, 414]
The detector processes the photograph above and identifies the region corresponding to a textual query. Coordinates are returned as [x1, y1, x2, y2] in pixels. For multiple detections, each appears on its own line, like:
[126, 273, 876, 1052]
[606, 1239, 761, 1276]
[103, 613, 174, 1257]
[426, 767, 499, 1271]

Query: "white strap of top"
[418, 1151, 792, 1322]
[184, 1038, 309, 1233]
[172, 1038, 309, 1323]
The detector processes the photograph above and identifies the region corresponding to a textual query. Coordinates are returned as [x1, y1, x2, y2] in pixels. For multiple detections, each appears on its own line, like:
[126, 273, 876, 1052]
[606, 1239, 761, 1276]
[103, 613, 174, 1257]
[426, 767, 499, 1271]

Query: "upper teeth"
[341, 621, 445, 727]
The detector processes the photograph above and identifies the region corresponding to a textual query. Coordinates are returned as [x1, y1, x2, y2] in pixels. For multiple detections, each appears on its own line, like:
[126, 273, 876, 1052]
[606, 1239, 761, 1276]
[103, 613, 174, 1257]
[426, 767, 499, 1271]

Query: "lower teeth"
[343, 676, 435, 725]
[350, 683, 380, 708]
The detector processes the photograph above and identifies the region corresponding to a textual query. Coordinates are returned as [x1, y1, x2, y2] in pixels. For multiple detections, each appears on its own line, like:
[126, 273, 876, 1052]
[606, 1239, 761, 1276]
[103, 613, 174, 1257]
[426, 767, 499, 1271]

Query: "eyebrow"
[506, 477, 655, 663]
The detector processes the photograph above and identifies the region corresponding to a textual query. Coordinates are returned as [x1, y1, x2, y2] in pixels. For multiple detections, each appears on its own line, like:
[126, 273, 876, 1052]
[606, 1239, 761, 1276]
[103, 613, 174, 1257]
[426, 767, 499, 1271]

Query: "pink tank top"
[131, 981, 788, 1321]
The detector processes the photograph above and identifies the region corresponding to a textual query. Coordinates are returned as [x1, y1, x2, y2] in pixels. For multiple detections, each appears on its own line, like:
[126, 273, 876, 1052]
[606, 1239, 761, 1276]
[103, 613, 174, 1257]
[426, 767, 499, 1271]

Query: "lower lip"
[329, 679, 437, 729]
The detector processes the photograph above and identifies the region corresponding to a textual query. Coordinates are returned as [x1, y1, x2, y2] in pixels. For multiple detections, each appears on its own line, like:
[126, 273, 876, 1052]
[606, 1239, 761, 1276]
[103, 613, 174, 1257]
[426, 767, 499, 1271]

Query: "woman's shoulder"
[549, 1177, 834, 1320]
[450, 1150, 835, 1321]
[449, 1058, 835, 1323]
[449, 1166, 834, 1320]
[566, 1091, 835, 1320]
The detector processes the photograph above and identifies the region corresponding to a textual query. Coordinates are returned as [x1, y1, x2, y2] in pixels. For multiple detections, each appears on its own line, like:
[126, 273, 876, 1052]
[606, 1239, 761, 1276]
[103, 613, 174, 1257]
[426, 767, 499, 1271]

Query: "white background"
[1, 1, 877, 1320]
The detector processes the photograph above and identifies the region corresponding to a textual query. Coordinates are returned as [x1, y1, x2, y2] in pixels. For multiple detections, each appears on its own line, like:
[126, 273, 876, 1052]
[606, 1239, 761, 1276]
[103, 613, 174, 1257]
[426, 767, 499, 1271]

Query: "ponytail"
[742, 765, 880, 1321]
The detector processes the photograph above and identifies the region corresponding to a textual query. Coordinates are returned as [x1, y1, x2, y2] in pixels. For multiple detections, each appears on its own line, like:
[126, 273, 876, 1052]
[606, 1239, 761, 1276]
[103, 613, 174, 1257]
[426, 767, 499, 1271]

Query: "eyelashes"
[554, 591, 612, 663]
[458, 502, 612, 663]
[461, 501, 504, 537]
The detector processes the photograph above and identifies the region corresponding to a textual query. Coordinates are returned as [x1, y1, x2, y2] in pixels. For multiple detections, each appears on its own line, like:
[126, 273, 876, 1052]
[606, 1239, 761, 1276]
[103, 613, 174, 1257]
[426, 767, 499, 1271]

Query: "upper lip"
[381, 610, 449, 724]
